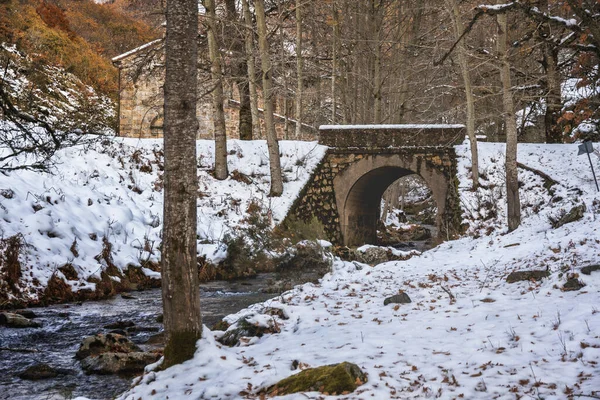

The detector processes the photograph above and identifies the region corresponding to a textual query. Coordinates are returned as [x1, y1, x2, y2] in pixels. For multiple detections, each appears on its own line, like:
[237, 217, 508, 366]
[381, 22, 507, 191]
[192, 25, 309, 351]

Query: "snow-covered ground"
[117, 141, 600, 400]
[0, 138, 326, 304]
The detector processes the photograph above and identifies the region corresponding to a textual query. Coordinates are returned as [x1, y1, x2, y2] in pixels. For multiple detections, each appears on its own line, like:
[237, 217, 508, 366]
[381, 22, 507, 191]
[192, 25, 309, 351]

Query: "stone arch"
[333, 153, 453, 246]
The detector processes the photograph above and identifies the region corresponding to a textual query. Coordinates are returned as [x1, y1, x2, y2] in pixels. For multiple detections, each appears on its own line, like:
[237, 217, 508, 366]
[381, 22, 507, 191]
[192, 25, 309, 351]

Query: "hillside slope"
[0, 138, 327, 307]
[118, 141, 600, 400]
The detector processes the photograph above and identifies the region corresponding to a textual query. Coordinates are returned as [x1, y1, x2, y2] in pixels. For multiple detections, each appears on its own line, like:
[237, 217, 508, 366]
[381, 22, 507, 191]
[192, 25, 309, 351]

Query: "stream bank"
[0, 274, 278, 400]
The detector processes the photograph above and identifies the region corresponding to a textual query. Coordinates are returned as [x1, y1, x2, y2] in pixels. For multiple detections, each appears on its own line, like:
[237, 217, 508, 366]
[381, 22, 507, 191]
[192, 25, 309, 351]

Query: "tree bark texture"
[241, 0, 261, 138]
[538, 0, 563, 144]
[162, 0, 202, 368]
[255, 0, 283, 196]
[224, 0, 253, 141]
[497, 12, 521, 232]
[449, 0, 479, 189]
[295, 0, 303, 138]
[205, 0, 228, 180]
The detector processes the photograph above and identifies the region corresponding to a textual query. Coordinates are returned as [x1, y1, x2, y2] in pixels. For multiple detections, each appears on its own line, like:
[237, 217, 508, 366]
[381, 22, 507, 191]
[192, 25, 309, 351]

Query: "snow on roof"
[319, 124, 465, 130]
[112, 38, 164, 63]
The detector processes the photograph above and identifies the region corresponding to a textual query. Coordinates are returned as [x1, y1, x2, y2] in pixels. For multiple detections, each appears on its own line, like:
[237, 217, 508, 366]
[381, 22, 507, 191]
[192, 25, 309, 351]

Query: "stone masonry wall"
[114, 42, 317, 141]
[285, 147, 462, 246]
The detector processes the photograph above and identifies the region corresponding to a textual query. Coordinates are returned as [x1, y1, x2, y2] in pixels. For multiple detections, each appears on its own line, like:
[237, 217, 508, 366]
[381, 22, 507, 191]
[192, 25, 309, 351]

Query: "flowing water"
[0, 274, 279, 400]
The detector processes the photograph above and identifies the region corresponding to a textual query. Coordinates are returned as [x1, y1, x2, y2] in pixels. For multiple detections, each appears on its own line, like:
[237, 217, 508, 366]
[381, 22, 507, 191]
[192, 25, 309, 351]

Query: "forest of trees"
[186, 0, 599, 144]
[2, 0, 598, 148]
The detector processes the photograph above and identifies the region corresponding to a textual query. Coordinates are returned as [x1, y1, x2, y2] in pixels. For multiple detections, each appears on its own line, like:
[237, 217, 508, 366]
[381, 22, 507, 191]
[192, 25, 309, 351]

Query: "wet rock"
[108, 329, 128, 336]
[0, 312, 41, 328]
[18, 363, 71, 380]
[267, 362, 367, 396]
[506, 269, 549, 283]
[581, 265, 600, 275]
[563, 278, 585, 291]
[104, 320, 135, 330]
[126, 326, 160, 333]
[145, 332, 165, 345]
[80, 351, 160, 375]
[383, 293, 411, 305]
[14, 310, 37, 319]
[121, 293, 136, 300]
[550, 204, 586, 228]
[75, 333, 141, 360]
[156, 314, 163, 323]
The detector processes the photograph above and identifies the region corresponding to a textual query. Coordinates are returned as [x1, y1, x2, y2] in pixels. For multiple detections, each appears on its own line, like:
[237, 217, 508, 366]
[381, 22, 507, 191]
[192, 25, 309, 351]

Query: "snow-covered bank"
[119, 141, 600, 399]
[0, 138, 326, 306]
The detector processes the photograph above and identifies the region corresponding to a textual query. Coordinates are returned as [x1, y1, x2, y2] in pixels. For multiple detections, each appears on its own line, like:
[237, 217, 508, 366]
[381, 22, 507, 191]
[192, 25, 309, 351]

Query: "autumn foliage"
[0, 0, 159, 96]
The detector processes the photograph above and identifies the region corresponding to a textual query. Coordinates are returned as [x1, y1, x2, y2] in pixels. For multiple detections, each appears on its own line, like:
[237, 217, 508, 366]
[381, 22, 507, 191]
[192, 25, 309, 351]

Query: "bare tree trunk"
[224, 0, 252, 141]
[241, 0, 261, 138]
[162, 0, 202, 368]
[382, 180, 401, 222]
[255, 0, 283, 196]
[449, 0, 479, 189]
[372, 1, 382, 123]
[295, 0, 303, 138]
[205, 0, 228, 180]
[497, 12, 521, 231]
[538, 0, 563, 144]
[278, 2, 289, 139]
[331, 1, 339, 124]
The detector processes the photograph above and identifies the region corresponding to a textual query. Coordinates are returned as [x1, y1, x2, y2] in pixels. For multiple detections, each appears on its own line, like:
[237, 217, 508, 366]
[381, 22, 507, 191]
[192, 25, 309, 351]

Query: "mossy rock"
[506, 269, 549, 283]
[581, 265, 600, 275]
[267, 362, 367, 396]
[549, 204, 586, 228]
[563, 278, 585, 291]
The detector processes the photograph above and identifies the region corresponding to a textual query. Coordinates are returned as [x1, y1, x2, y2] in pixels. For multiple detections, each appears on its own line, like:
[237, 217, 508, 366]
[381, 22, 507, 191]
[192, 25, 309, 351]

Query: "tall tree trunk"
[224, 0, 252, 141]
[162, 0, 201, 368]
[497, 12, 521, 231]
[372, 1, 382, 123]
[279, 1, 289, 139]
[295, 0, 303, 138]
[331, 1, 339, 124]
[449, 0, 479, 189]
[538, 0, 563, 144]
[241, 0, 261, 138]
[205, 0, 228, 180]
[255, 0, 284, 196]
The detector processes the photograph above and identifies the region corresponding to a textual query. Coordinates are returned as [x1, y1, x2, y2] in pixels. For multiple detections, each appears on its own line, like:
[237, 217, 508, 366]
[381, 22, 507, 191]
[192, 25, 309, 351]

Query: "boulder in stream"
[75, 333, 141, 359]
[18, 363, 71, 380]
[104, 320, 135, 330]
[0, 312, 41, 328]
[80, 351, 160, 375]
[76, 333, 159, 375]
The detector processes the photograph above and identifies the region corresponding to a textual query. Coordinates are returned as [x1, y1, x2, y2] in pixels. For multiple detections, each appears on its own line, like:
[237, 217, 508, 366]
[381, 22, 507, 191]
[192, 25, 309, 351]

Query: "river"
[0, 274, 279, 400]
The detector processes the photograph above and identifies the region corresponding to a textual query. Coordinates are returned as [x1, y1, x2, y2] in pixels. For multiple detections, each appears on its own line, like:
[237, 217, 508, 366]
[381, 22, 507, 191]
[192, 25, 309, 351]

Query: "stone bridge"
[285, 125, 465, 246]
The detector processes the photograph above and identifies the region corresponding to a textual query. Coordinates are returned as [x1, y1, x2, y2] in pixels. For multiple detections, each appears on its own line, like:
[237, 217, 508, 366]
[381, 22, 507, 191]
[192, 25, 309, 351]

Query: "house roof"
[112, 38, 164, 64]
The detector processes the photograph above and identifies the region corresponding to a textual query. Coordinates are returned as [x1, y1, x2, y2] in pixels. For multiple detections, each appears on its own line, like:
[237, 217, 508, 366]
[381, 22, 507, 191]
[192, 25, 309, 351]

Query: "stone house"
[112, 38, 317, 141]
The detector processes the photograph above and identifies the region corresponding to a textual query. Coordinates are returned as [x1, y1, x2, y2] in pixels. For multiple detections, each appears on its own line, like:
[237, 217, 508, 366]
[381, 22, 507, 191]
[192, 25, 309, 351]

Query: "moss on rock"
[267, 362, 367, 396]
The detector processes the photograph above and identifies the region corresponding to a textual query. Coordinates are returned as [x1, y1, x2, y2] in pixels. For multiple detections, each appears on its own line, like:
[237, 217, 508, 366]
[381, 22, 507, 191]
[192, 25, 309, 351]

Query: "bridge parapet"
[319, 124, 465, 148]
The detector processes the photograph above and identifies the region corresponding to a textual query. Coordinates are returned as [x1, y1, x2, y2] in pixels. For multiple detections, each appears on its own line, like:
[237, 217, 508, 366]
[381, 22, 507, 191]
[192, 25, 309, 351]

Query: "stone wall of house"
[114, 40, 317, 141]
